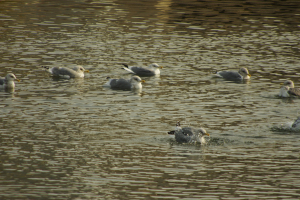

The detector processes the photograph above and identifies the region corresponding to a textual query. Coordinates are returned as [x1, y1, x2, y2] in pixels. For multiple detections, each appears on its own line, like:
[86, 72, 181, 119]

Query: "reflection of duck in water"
[42, 65, 89, 78]
[121, 63, 163, 76]
[104, 75, 145, 91]
[214, 67, 251, 81]
[0, 73, 20, 89]
[279, 80, 300, 97]
[168, 121, 210, 144]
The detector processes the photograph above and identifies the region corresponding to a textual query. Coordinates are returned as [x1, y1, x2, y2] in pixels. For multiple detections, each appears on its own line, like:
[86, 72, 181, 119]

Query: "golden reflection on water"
[155, 0, 172, 22]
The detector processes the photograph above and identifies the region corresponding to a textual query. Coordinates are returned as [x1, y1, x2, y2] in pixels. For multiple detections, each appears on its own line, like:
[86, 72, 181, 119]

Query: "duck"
[42, 65, 89, 78]
[0, 73, 20, 89]
[168, 121, 210, 144]
[279, 80, 300, 97]
[104, 75, 145, 91]
[121, 63, 162, 76]
[214, 67, 251, 81]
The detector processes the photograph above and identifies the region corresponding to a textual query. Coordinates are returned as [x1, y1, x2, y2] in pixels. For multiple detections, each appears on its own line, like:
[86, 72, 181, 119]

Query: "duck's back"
[109, 78, 132, 90]
[217, 71, 242, 81]
[175, 127, 196, 143]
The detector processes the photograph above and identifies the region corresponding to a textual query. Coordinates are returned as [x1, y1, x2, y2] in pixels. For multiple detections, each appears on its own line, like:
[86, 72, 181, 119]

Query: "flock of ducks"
[1, 64, 299, 144]
[104, 63, 162, 91]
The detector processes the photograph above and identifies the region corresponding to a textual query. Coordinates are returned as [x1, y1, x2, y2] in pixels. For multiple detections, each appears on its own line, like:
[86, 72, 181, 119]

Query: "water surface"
[1, 0, 300, 199]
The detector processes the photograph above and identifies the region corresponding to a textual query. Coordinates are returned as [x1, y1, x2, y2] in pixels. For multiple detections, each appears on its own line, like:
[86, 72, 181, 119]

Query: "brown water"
[1, 0, 300, 199]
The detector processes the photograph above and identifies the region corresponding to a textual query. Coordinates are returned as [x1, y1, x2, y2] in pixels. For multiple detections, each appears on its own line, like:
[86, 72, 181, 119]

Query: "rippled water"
[1, 0, 300, 199]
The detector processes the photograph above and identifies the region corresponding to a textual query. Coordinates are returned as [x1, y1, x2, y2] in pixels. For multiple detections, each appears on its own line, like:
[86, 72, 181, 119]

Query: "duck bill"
[141, 80, 145, 83]
[248, 74, 251, 77]
[16, 79, 20, 82]
[159, 66, 163, 69]
[205, 133, 210, 136]
[85, 70, 90, 73]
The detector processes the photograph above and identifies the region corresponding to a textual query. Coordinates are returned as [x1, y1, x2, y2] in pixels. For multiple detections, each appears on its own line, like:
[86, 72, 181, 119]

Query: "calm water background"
[1, 0, 300, 199]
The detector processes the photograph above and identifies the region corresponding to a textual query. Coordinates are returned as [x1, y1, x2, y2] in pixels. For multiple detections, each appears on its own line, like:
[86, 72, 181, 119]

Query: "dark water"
[1, 0, 300, 199]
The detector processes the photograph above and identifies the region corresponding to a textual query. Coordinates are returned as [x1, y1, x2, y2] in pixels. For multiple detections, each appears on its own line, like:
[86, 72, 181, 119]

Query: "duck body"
[122, 63, 162, 76]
